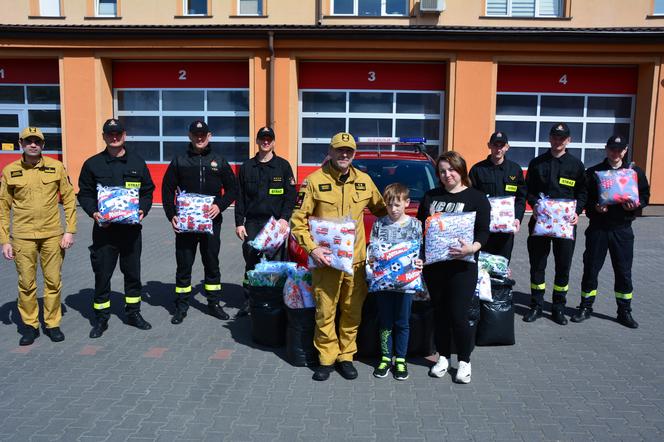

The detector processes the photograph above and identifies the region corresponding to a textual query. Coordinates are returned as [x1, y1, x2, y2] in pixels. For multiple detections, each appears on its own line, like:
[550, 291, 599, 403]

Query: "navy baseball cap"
[550, 122, 570, 138]
[489, 131, 509, 145]
[606, 135, 628, 150]
[102, 118, 125, 134]
[189, 120, 209, 134]
[256, 126, 275, 140]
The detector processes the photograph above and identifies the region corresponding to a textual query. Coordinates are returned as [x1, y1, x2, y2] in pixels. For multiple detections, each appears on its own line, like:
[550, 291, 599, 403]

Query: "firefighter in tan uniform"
[0, 127, 77, 346]
[291, 132, 387, 381]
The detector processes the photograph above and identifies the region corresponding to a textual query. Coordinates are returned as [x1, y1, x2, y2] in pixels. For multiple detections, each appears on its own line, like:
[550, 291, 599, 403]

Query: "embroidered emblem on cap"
[496, 132, 502, 137]
[197, 122, 203, 128]
[615, 137, 621, 143]
[29, 128, 38, 134]
[341, 133, 350, 142]
[557, 125, 564, 131]
[109, 120, 117, 126]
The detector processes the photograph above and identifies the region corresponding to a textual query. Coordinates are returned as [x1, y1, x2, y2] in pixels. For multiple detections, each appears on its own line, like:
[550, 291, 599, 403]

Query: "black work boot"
[312, 364, 334, 381]
[171, 309, 187, 325]
[45, 327, 65, 342]
[523, 307, 543, 322]
[89, 320, 108, 339]
[524, 291, 544, 322]
[571, 307, 592, 323]
[235, 285, 251, 318]
[551, 307, 568, 325]
[127, 312, 152, 330]
[617, 309, 639, 329]
[208, 302, 230, 320]
[19, 326, 40, 346]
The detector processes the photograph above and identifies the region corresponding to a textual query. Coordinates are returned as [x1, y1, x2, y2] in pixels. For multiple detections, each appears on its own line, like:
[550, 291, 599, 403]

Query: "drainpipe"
[316, 0, 322, 25]
[268, 31, 275, 128]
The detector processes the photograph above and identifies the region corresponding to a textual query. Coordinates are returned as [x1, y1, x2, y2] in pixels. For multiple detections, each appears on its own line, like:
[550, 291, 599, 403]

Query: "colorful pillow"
[424, 212, 476, 264]
[308, 217, 355, 275]
[532, 196, 576, 240]
[596, 168, 640, 206]
[176, 192, 214, 234]
[367, 240, 424, 293]
[488, 196, 516, 233]
[97, 185, 140, 225]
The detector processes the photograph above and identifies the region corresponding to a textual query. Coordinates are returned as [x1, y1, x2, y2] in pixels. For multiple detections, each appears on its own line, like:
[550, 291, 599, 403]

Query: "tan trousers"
[312, 263, 367, 365]
[13, 235, 64, 329]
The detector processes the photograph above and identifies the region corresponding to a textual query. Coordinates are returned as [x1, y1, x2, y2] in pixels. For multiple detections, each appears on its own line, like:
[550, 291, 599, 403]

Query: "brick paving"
[0, 207, 663, 441]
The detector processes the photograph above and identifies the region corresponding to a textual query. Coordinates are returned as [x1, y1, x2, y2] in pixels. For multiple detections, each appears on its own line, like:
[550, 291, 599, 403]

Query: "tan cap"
[330, 132, 356, 150]
[20, 127, 44, 141]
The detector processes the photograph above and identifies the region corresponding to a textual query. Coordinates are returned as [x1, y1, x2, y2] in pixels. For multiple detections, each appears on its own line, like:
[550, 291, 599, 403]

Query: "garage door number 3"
[368, 71, 376, 82]
[178, 69, 187, 81]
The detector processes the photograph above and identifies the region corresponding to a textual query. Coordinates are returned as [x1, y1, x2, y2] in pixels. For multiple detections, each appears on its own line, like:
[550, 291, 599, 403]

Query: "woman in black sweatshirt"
[417, 151, 490, 384]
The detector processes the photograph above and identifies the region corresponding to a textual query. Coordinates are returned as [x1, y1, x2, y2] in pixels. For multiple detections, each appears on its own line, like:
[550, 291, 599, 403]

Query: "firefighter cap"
[606, 135, 628, 150]
[102, 118, 125, 134]
[330, 132, 356, 150]
[20, 127, 44, 141]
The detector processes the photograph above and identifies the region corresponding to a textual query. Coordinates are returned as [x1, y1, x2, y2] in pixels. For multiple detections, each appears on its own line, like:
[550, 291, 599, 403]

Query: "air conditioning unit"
[420, 0, 445, 13]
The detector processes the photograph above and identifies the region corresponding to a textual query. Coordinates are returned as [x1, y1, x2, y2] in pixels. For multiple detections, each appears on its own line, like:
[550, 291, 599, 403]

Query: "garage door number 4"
[559, 74, 568, 85]
[0, 68, 5, 79]
[178, 69, 187, 81]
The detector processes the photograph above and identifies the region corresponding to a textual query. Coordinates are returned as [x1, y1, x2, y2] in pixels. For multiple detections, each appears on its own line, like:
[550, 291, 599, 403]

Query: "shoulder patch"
[295, 191, 306, 209]
[10, 170, 22, 177]
[509, 175, 516, 181]
[301, 178, 309, 189]
[354, 182, 367, 191]
[318, 183, 332, 192]
[43, 167, 56, 174]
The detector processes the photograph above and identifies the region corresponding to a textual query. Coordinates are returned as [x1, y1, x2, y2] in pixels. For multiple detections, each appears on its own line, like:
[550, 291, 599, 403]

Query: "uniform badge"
[301, 178, 309, 189]
[272, 176, 283, 182]
[342, 133, 350, 142]
[295, 191, 306, 209]
[43, 167, 56, 174]
[318, 183, 332, 192]
[10, 170, 22, 177]
[210, 160, 218, 171]
[354, 183, 366, 191]
[289, 177, 296, 186]
[509, 175, 516, 181]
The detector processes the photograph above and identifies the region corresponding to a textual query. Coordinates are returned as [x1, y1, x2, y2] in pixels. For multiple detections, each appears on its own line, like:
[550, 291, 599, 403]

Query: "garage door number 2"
[178, 69, 187, 81]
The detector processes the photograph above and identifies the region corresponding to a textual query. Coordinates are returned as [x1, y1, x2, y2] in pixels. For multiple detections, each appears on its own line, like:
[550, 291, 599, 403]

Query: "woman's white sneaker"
[455, 361, 471, 384]
[429, 356, 449, 378]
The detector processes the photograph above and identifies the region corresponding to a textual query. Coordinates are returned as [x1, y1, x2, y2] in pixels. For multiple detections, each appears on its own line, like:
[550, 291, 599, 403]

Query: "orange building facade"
[1, 0, 664, 204]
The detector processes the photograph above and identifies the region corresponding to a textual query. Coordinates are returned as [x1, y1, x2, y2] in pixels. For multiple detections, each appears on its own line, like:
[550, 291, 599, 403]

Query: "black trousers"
[482, 232, 515, 261]
[424, 260, 477, 363]
[89, 224, 143, 321]
[241, 218, 287, 288]
[174, 221, 222, 311]
[580, 223, 634, 311]
[527, 219, 576, 309]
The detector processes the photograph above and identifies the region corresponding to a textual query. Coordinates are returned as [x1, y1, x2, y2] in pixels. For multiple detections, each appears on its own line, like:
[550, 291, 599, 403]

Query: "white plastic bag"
[476, 268, 492, 302]
[308, 217, 355, 275]
[283, 266, 315, 309]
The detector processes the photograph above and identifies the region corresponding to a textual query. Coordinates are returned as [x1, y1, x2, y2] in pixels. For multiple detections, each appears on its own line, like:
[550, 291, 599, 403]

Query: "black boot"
[312, 365, 334, 381]
[127, 312, 152, 330]
[617, 310, 639, 329]
[571, 307, 592, 323]
[19, 326, 40, 346]
[89, 320, 108, 339]
[208, 302, 230, 320]
[523, 307, 543, 322]
[171, 310, 187, 325]
[45, 327, 65, 342]
[551, 307, 568, 325]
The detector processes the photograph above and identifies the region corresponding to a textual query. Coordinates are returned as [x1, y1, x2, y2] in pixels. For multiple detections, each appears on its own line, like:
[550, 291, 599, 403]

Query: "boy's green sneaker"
[373, 356, 391, 378]
[394, 358, 409, 381]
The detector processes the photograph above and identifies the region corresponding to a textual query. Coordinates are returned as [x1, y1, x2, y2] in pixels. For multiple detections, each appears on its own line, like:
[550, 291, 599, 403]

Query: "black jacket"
[526, 150, 587, 215]
[161, 143, 238, 223]
[585, 159, 650, 227]
[78, 147, 154, 218]
[469, 156, 527, 222]
[235, 154, 297, 226]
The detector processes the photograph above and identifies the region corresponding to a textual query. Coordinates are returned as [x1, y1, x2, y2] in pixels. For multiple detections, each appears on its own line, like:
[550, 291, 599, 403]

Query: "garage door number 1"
[178, 69, 187, 81]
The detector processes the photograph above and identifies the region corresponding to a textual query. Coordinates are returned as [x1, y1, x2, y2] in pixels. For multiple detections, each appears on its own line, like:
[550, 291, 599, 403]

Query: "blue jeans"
[376, 291, 413, 358]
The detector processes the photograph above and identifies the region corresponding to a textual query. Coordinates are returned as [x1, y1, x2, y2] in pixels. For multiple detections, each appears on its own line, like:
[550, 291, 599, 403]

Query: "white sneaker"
[429, 356, 449, 378]
[455, 361, 471, 384]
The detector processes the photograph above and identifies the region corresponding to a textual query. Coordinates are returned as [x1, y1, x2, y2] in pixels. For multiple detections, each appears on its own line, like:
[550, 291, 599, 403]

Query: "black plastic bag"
[248, 286, 286, 347]
[408, 300, 435, 357]
[356, 294, 380, 357]
[476, 278, 515, 346]
[286, 307, 318, 366]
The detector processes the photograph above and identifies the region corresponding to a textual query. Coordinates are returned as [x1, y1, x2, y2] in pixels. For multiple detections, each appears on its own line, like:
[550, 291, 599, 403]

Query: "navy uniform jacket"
[585, 159, 650, 228]
[469, 156, 527, 222]
[526, 150, 587, 215]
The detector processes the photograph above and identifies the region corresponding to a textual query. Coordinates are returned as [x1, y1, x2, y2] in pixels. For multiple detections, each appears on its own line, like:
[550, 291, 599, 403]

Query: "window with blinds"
[486, 0, 562, 17]
[238, 0, 263, 15]
[655, 0, 664, 15]
[39, 0, 61, 16]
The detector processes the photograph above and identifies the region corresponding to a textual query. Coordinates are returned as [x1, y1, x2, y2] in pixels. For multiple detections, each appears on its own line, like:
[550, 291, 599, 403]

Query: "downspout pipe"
[316, 0, 322, 25]
[268, 31, 275, 128]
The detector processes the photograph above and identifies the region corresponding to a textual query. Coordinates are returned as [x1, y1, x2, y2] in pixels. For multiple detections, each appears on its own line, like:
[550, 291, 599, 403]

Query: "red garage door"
[112, 61, 249, 203]
[298, 61, 446, 180]
[0, 59, 62, 171]
[496, 65, 638, 167]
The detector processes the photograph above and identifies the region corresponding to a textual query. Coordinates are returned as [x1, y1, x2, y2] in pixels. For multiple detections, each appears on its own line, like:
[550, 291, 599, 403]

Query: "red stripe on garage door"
[0, 59, 59, 84]
[113, 61, 249, 88]
[148, 162, 239, 205]
[498, 65, 638, 94]
[299, 62, 446, 91]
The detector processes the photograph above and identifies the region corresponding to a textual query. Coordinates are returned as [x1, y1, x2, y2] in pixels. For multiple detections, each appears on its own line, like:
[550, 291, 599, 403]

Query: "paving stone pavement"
[0, 207, 663, 441]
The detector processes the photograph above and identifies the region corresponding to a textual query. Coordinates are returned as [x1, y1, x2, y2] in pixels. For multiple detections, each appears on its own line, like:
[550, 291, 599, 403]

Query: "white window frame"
[495, 91, 636, 166]
[237, 0, 263, 16]
[39, 0, 62, 17]
[298, 88, 444, 166]
[183, 0, 208, 16]
[0, 83, 62, 153]
[95, 0, 118, 17]
[331, 0, 409, 17]
[113, 87, 250, 164]
[486, 0, 563, 18]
